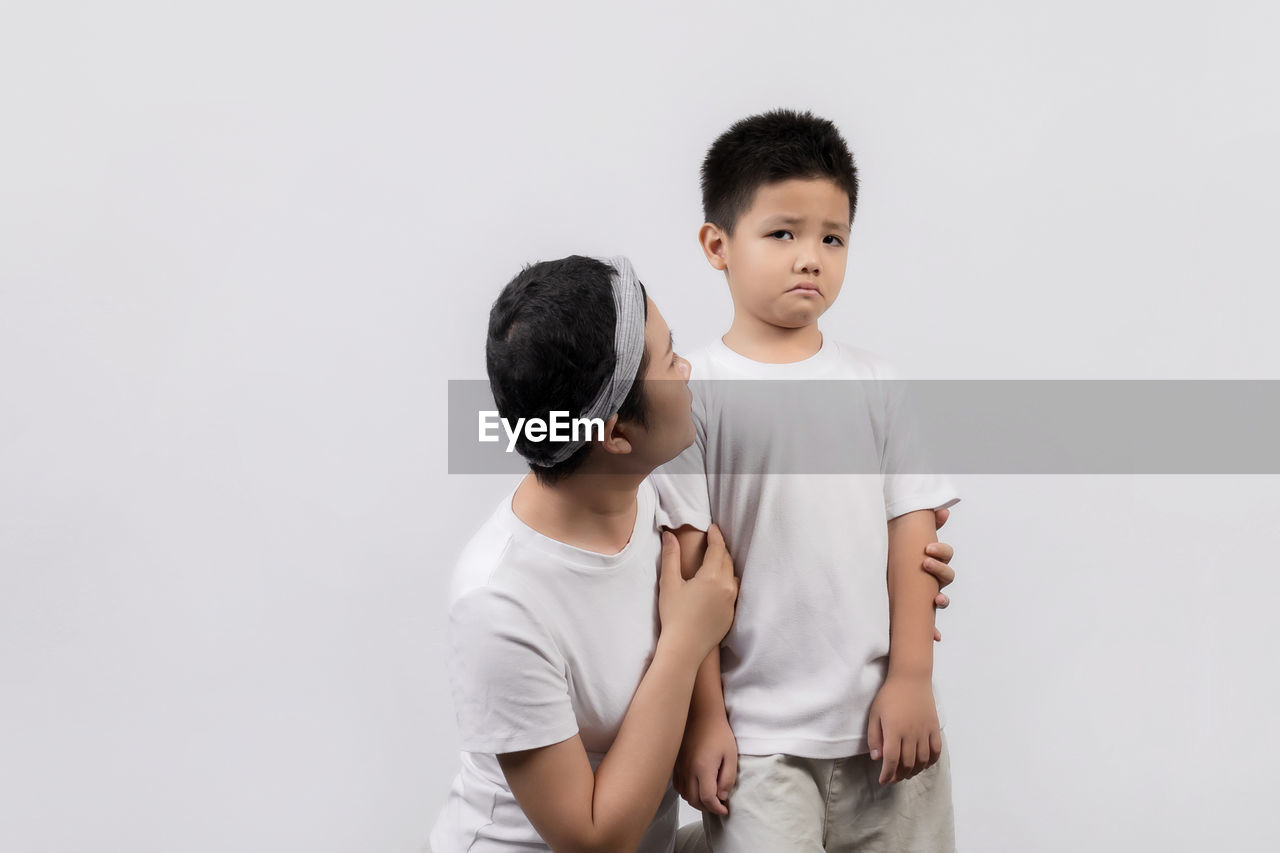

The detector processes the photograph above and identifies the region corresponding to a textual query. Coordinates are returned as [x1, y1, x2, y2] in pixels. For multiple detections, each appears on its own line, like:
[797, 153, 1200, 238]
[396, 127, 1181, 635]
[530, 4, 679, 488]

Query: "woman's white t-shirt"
[429, 479, 679, 852]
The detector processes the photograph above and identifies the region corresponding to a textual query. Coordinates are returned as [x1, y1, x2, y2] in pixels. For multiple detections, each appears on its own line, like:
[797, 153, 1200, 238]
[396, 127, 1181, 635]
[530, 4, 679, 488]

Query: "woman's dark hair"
[486, 255, 649, 485]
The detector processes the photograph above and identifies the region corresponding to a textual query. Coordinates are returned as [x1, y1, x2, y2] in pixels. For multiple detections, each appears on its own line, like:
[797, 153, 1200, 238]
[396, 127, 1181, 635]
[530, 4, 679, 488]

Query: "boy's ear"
[698, 222, 729, 271]
[599, 413, 633, 456]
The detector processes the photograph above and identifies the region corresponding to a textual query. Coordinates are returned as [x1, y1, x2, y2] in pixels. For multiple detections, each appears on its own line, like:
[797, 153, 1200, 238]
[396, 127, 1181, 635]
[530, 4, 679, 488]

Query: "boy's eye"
[824, 235, 845, 247]
[769, 230, 793, 240]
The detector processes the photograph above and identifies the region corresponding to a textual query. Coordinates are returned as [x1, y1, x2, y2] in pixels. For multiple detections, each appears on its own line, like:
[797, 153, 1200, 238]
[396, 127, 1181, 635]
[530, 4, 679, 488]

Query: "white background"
[3, 2, 1279, 851]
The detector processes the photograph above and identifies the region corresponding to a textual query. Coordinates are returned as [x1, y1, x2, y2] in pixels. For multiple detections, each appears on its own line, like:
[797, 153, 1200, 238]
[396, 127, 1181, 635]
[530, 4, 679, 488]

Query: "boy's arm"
[868, 508, 944, 785]
[928, 507, 956, 641]
[669, 524, 737, 815]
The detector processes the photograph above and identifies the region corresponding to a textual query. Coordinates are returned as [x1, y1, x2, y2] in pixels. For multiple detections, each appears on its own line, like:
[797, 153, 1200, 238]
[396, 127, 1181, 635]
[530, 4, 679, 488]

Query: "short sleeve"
[649, 390, 712, 532]
[448, 587, 579, 754]
[879, 368, 960, 521]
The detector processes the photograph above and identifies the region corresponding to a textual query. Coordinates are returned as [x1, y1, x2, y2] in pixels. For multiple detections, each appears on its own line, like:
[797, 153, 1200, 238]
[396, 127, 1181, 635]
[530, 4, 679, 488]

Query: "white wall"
[2, 2, 1278, 850]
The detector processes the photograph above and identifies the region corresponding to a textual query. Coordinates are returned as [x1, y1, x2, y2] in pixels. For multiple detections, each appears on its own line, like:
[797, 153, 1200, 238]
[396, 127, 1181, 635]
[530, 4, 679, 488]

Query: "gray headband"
[531, 255, 646, 467]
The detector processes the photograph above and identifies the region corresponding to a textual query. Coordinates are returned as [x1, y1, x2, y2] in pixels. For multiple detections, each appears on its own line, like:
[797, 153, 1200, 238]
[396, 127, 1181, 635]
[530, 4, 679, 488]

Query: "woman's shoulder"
[448, 495, 521, 606]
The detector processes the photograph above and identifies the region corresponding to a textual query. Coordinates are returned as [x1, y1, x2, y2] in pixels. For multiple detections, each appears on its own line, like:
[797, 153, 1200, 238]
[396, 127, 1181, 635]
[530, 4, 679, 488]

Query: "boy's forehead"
[743, 178, 851, 228]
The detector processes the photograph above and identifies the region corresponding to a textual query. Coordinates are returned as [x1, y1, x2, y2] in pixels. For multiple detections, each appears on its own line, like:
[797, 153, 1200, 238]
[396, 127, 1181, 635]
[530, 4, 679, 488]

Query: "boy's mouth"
[787, 281, 821, 295]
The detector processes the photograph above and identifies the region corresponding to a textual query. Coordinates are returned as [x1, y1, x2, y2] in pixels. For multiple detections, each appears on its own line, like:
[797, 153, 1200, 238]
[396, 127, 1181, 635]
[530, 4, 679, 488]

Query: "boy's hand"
[866, 673, 942, 785]
[673, 709, 738, 815]
[926, 508, 956, 642]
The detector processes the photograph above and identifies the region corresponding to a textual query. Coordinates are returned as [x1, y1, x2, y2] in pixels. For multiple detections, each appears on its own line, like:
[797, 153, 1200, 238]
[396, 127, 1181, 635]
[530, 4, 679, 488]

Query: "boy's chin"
[769, 305, 827, 328]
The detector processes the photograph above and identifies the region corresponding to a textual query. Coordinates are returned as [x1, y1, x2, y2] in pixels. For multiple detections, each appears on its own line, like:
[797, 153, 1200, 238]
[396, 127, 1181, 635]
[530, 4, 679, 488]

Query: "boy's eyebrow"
[764, 214, 851, 232]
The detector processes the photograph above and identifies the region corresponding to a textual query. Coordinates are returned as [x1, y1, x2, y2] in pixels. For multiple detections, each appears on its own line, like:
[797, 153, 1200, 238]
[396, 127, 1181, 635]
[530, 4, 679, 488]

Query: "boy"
[650, 110, 960, 851]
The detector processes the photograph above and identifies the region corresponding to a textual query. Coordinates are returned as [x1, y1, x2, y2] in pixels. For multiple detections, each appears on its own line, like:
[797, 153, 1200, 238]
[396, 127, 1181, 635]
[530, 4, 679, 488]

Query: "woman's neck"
[511, 471, 643, 555]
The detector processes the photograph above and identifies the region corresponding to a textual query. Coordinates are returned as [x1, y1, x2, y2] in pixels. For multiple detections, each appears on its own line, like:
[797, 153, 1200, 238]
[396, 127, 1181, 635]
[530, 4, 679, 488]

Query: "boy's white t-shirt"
[649, 337, 959, 759]
[429, 480, 679, 853]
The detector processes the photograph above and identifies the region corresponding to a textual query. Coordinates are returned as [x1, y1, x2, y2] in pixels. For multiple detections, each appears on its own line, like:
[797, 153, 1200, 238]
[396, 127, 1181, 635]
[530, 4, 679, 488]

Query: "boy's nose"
[795, 252, 820, 275]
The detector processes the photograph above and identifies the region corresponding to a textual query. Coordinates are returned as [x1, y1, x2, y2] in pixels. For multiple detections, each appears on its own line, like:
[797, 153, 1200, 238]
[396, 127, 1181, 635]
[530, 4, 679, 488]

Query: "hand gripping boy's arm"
[868, 508, 945, 786]
[669, 524, 738, 816]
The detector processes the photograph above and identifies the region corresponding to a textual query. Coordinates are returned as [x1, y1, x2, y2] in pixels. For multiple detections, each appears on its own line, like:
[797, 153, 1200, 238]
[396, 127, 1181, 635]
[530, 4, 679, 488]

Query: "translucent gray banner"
[448, 380, 1280, 474]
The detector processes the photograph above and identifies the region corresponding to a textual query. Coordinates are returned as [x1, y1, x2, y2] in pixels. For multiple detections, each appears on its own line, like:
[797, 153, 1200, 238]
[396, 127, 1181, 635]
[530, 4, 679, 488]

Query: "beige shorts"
[676, 736, 955, 853]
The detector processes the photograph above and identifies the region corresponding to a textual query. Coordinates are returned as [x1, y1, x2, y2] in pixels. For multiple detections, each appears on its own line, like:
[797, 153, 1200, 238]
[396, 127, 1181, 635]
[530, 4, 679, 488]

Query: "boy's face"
[704, 177, 851, 330]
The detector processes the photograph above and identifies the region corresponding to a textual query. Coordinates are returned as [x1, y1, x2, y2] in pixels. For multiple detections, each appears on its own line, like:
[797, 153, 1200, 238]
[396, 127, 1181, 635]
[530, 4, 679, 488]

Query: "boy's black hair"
[486, 255, 650, 485]
[701, 109, 859, 234]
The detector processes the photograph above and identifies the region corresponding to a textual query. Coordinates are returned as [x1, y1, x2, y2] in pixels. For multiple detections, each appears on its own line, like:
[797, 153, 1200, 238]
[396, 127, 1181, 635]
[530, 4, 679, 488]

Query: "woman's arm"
[498, 526, 737, 853]
[668, 525, 736, 816]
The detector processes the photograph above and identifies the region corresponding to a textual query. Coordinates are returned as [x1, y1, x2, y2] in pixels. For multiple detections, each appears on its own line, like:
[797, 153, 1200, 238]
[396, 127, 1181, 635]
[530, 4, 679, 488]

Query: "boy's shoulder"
[687, 337, 901, 380]
[682, 340, 721, 377]
[826, 340, 898, 379]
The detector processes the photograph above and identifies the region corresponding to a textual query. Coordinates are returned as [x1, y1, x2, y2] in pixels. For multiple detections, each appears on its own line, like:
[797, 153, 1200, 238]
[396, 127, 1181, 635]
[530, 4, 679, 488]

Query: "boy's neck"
[722, 315, 824, 364]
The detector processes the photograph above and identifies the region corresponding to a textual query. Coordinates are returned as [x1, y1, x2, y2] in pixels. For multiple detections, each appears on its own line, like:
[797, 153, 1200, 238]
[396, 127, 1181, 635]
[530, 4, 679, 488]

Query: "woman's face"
[625, 295, 694, 470]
